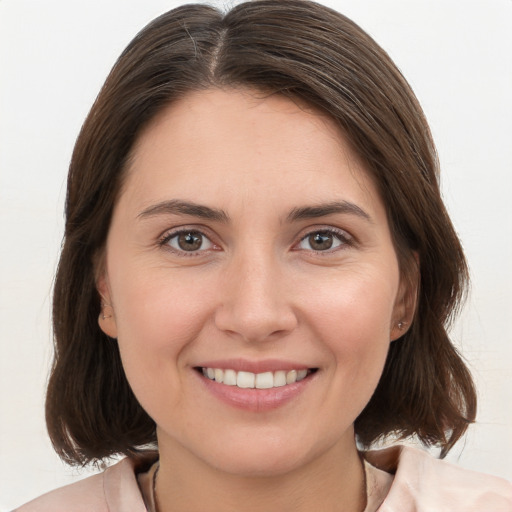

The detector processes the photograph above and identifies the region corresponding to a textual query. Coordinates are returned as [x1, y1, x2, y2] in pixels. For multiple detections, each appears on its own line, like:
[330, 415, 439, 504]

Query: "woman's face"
[98, 88, 410, 476]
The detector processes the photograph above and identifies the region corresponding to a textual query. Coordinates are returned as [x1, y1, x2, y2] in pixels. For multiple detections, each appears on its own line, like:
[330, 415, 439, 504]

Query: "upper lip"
[195, 358, 315, 374]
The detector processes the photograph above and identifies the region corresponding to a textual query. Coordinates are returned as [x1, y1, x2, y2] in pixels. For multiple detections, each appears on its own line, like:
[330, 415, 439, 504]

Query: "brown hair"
[47, 0, 476, 465]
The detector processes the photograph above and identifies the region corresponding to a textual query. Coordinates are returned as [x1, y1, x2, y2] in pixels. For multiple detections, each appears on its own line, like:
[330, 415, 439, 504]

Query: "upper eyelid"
[159, 228, 217, 257]
[295, 227, 353, 249]
[297, 225, 354, 242]
[158, 224, 216, 242]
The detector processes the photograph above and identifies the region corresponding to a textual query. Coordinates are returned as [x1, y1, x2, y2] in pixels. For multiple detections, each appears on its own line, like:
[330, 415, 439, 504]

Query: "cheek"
[303, 265, 398, 340]
[108, 262, 217, 382]
[109, 272, 220, 425]
[301, 266, 397, 387]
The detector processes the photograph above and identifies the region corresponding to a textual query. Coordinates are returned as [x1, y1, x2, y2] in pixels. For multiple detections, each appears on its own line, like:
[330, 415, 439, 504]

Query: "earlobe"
[390, 319, 408, 342]
[390, 256, 419, 342]
[390, 289, 417, 341]
[96, 272, 118, 339]
[98, 302, 118, 339]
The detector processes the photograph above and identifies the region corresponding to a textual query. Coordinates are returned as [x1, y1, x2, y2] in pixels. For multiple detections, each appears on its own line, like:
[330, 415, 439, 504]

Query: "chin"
[187, 427, 338, 478]
[208, 448, 309, 478]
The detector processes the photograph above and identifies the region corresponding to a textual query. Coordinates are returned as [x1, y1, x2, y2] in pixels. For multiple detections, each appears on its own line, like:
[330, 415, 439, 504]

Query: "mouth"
[196, 367, 318, 389]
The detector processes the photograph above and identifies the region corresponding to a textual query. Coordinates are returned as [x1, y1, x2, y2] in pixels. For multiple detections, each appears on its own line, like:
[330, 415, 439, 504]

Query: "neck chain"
[152, 463, 160, 512]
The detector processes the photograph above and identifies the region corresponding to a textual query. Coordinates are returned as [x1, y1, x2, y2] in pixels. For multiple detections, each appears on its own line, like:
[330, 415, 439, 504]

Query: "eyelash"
[296, 228, 354, 253]
[158, 228, 217, 257]
[158, 226, 354, 257]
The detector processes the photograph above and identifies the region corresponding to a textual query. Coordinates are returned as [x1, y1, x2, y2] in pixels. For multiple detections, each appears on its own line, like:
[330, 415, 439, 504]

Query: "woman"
[14, 1, 511, 510]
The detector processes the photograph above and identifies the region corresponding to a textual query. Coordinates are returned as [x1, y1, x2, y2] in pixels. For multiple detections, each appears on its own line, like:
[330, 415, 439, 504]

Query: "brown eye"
[166, 231, 213, 253]
[178, 232, 202, 251]
[309, 232, 333, 250]
[298, 230, 348, 252]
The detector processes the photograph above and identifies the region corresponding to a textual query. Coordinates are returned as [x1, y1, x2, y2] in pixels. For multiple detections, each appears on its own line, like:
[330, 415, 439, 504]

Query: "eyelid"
[294, 226, 355, 252]
[158, 225, 220, 255]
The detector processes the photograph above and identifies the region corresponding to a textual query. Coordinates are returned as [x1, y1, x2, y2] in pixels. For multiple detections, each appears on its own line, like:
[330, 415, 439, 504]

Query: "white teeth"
[286, 370, 297, 384]
[214, 368, 224, 383]
[255, 371, 273, 389]
[297, 369, 308, 381]
[201, 367, 312, 389]
[237, 371, 255, 388]
[223, 369, 237, 386]
[274, 370, 287, 387]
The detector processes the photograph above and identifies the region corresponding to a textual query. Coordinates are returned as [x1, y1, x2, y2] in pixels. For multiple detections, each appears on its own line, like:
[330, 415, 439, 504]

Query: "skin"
[98, 88, 415, 512]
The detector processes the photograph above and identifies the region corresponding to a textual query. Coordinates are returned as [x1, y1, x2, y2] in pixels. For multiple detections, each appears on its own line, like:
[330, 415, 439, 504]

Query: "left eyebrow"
[286, 201, 372, 223]
[137, 199, 229, 223]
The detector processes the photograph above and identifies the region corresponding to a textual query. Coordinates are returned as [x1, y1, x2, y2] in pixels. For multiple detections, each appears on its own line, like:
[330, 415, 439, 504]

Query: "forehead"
[120, 87, 381, 216]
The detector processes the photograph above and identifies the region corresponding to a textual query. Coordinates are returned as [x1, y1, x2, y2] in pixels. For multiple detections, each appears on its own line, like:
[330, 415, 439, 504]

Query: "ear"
[96, 264, 118, 339]
[390, 255, 419, 342]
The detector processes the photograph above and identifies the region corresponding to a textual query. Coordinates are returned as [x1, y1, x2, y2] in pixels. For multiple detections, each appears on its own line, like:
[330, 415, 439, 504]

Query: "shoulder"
[14, 456, 153, 512]
[365, 445, 512, 512]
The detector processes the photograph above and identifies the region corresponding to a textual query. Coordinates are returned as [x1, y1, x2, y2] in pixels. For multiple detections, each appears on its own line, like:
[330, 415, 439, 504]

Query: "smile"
[200, 367, 315, 389]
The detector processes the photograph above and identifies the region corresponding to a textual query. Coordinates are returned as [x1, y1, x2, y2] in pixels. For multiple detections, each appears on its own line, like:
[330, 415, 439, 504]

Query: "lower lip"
[196, 370, 316, 412]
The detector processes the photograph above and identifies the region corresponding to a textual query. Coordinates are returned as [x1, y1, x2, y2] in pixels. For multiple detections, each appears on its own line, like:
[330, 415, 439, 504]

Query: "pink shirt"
[15, 445, 512, 511]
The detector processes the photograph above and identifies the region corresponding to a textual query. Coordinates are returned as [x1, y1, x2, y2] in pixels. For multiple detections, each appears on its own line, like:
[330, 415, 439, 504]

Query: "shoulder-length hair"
[47, 0, 476, 465]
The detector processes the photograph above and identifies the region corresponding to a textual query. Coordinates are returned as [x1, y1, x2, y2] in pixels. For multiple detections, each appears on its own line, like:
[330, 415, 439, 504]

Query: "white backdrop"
[1, 0, 511, 509]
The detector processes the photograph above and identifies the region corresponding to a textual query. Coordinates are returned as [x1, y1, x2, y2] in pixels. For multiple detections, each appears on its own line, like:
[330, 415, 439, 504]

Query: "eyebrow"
[286, 201, 372, 223]
[137, 199, 371, 224]
[137, 199, 229, 222]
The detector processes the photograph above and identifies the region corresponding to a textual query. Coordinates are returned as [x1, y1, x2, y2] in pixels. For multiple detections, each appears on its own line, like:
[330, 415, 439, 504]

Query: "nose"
[214, 251, 298, 343]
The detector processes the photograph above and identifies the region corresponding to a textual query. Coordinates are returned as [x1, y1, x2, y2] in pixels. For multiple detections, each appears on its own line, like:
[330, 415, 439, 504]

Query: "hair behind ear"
[355, 290, 476, 456]
[47, 238, 157, 464]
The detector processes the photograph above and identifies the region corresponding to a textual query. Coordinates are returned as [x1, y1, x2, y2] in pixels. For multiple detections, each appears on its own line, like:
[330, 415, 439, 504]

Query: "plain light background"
[1, 0, 511, 509]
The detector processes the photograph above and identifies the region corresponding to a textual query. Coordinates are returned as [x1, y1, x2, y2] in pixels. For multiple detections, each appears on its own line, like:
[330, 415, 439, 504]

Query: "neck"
[155, 433, 366, 512]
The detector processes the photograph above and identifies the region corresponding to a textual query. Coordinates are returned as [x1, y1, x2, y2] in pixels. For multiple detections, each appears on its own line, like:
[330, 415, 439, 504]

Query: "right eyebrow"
[137, 199, 230, 223]
[286, 201, 372, 223]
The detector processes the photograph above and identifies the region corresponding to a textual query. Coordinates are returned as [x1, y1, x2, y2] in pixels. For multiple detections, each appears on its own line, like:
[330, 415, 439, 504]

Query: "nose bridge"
[215, 243, 297, 342]
[237, 247, 279, 309]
